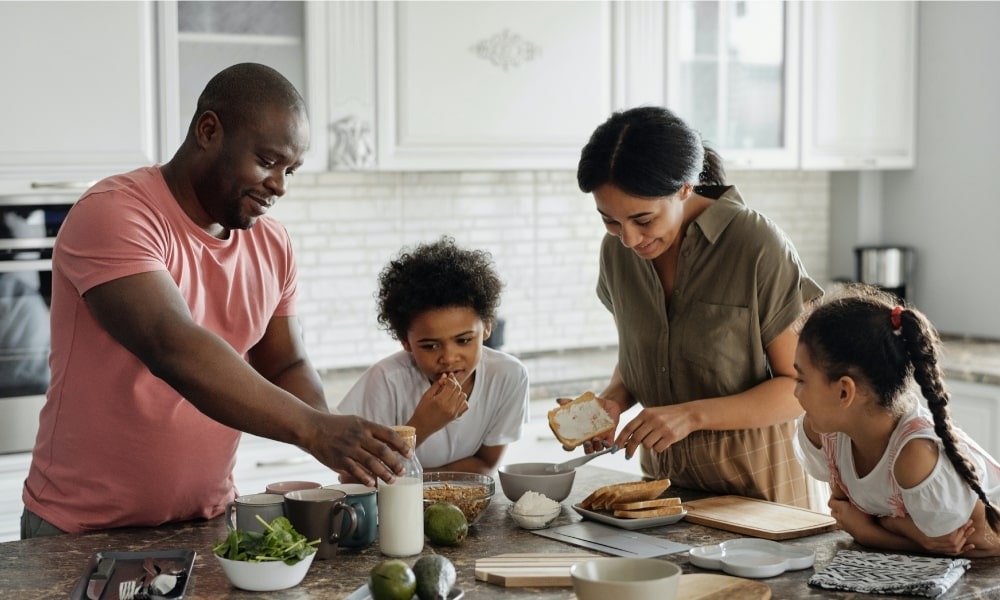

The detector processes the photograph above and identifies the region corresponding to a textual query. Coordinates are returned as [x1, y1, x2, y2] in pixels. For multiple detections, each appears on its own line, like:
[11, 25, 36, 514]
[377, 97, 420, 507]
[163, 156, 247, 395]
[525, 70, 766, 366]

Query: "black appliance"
[0, 193, 77, 453]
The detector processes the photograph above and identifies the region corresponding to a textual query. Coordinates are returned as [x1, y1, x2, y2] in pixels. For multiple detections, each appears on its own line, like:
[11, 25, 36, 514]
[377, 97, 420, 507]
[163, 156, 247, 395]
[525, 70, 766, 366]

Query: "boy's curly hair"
[376, 236, 503, 342]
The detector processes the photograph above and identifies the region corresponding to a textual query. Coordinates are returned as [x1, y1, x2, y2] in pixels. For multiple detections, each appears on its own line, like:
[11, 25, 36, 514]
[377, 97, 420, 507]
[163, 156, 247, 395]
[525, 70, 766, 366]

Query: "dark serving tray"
[69, 549, 196, 600]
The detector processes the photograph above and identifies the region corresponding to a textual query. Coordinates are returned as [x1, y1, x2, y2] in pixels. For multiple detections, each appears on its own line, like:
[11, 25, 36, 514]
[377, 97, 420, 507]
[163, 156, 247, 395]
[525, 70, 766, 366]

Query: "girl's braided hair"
[799, 284, 1000, 533]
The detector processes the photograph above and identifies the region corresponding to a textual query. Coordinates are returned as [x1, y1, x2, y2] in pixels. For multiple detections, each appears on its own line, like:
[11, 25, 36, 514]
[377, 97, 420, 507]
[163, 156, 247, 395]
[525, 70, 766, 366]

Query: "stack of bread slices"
[579, 478, 682, 519]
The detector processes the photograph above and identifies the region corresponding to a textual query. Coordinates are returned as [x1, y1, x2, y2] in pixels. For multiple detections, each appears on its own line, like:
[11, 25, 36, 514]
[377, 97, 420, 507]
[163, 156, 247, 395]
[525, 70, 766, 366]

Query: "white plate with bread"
[572, 503, 687, 530]
[572, 478, 686, 530]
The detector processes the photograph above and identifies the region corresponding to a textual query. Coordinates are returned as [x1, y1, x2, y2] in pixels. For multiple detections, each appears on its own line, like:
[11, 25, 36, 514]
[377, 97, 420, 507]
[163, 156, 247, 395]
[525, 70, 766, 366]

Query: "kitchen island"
[3, 466, 1000, 599]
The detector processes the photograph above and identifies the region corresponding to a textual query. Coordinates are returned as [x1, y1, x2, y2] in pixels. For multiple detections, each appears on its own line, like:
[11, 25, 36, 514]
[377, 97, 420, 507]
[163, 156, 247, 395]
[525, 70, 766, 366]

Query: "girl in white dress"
[793, 284, 1000, 557]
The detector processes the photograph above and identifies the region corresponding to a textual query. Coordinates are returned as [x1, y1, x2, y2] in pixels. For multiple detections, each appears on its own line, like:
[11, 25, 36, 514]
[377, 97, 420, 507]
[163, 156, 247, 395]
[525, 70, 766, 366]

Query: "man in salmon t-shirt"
[21, 63, 410, 538]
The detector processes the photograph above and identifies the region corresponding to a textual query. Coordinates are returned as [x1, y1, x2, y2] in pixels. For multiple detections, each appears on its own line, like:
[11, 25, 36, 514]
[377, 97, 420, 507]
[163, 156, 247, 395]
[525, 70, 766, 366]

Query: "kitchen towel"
[808, 550, 971, 598]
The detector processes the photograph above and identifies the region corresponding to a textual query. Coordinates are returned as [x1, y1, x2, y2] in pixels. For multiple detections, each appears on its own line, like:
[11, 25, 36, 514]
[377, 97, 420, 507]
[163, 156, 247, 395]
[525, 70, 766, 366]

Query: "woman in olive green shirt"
[575, 106, 823, 507]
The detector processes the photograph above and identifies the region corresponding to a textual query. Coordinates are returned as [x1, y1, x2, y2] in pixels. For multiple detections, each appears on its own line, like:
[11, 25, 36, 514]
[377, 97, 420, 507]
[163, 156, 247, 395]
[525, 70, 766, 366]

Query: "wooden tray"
[678, 574, 771, 600]
[474, 552, 603, 587]
[683, 496, 837, 540]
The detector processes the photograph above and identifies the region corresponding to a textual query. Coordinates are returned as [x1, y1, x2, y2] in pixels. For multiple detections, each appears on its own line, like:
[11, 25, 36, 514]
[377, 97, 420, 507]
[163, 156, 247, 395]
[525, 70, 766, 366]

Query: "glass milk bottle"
[378, 425, 424, 556]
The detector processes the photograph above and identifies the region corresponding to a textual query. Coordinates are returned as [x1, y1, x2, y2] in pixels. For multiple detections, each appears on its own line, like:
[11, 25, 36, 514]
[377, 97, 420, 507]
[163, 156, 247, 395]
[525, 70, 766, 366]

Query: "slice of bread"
[612, 497, 681, 511]
[613, 505, 685, 519]
[547, 391, 616, 450]
[580, 478, 672, 511]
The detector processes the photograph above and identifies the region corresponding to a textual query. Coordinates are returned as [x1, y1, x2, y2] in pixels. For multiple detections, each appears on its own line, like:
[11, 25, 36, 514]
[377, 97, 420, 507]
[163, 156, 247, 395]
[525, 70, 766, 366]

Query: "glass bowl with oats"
[422, 472, 495, 525]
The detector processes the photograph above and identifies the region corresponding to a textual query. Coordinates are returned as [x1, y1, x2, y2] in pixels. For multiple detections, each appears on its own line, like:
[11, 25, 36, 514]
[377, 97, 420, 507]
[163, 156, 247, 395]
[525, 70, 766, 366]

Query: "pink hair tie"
[890, 306, 904, 331]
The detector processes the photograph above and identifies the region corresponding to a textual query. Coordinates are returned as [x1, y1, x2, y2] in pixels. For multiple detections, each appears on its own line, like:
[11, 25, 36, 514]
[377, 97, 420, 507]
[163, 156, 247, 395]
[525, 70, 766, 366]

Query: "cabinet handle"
[255, 456, 311, 468]
[30, 181, 94, 190]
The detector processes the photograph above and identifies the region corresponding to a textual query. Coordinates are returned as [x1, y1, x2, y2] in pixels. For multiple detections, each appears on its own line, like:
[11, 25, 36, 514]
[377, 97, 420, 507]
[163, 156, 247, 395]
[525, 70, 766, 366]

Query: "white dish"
[572, 503, 687, 530]
[688, 538, 815, 579]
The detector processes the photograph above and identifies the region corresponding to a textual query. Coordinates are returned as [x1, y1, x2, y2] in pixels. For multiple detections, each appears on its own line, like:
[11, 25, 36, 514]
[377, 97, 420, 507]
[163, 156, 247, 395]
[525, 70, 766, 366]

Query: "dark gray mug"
[284, 488, 358, 559]
[322, 483, 378, 548]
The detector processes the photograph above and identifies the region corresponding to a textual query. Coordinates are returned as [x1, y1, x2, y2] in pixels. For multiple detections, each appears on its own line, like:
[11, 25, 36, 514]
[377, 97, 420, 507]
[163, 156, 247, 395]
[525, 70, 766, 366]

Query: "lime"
[413, 554, 457, 600]
[369, 559, 417, 600]
[424, 502, 468, 546]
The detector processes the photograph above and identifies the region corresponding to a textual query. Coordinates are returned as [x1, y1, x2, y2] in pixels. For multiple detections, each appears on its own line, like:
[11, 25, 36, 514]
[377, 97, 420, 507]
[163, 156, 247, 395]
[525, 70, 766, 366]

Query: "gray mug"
[225, 493, 286, 533]
[284, 488, 358, 559]
[322, 483, 378, 548]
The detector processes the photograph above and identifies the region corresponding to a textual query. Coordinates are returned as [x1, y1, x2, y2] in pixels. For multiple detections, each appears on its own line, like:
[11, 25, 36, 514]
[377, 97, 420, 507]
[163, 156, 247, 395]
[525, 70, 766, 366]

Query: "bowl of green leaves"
[212, 515, 319, 591]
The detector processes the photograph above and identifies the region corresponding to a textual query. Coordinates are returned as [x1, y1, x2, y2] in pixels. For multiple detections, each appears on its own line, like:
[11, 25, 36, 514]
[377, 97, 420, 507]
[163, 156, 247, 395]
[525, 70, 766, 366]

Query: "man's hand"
[408, 374, 468, 445]
[308, 414, 410, 487]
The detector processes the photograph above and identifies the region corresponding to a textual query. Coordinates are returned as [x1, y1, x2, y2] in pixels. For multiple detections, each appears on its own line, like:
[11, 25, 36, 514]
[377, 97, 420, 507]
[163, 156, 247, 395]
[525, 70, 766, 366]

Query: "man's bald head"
[188, 63, 307, 136]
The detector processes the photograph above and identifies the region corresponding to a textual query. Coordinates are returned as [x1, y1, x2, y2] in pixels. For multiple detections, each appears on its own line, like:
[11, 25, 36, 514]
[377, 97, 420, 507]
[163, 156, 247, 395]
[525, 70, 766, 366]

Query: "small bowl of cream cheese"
[508, 491, 562, 529]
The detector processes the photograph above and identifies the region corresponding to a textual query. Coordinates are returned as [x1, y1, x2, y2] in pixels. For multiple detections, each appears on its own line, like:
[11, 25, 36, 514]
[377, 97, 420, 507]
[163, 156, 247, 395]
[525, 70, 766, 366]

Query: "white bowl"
[688, 538, 815, 579]
[216, 553, 315, 591]
[570, 558, 681, 600]
[508, 504, 561, 530]
[497, 463, 575, 503]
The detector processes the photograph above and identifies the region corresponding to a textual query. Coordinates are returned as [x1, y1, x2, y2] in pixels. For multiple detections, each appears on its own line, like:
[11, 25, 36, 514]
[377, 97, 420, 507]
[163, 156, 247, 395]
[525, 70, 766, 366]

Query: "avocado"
[413, 554, 457, 600]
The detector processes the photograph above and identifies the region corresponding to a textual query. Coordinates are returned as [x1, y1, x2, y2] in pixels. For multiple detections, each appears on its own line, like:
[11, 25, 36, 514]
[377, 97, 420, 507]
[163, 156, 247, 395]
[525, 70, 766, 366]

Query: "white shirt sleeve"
[335, 364, 398, 426]
[480, 359, 530, 447]
[792, 416, 832, 483]
[898, 440, 980, 538]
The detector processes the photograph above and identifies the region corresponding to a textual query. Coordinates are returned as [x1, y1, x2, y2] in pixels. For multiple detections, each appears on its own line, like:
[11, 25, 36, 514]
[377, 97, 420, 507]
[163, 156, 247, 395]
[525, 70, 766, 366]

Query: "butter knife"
[85, 556, 115, 600]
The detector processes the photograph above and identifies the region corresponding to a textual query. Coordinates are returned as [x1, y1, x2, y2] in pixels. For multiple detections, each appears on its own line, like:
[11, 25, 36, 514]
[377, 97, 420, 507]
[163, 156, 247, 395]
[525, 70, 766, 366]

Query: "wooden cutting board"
[678, 574, 771, 600]
[474, 552, 604, 587]
[684, 496, 837, 540]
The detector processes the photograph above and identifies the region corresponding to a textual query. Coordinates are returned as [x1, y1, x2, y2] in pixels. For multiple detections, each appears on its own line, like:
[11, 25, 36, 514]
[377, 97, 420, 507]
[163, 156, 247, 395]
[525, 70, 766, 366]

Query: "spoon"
[545, 446, 615, 473]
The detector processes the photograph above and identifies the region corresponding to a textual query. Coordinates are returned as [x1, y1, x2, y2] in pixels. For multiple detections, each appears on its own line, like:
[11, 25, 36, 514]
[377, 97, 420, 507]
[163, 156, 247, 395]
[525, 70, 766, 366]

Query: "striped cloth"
[809, 550, 971, 597]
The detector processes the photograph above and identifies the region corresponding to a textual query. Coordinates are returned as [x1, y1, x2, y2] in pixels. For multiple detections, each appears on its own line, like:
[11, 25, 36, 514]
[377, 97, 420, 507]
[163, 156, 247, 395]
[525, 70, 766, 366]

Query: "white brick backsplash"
[271, 170, 830, 371]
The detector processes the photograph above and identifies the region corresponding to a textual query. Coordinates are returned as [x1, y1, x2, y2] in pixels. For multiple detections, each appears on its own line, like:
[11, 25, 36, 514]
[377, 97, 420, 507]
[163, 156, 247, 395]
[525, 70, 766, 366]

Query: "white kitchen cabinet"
[800, 1, 917, 170]
[944, 380, 1000, 461]
[665, 1, 801, 170]
[157, 1, 329, 172]
[0, 1, 159, 185]
[373, 1, 620, 171]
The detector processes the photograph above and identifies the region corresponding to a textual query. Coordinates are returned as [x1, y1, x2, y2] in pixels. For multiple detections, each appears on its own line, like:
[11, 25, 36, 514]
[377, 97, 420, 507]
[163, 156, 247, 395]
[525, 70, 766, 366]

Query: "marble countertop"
[940, 336, 1000, 385]
[4, 466, 1000, 599]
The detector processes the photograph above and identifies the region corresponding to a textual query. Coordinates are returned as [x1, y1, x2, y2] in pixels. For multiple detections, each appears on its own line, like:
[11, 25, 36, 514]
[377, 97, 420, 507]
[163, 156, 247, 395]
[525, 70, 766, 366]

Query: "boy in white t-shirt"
[337, 237, 529, 473]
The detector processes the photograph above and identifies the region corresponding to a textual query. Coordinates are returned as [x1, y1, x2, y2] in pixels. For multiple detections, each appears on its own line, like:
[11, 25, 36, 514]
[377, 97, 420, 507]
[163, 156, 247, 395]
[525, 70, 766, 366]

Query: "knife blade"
[85, 557, 115, 600]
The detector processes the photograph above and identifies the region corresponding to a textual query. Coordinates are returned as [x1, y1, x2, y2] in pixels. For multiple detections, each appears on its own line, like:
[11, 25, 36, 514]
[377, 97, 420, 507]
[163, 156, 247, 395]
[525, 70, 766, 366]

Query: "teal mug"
[322, 483, 378, 548]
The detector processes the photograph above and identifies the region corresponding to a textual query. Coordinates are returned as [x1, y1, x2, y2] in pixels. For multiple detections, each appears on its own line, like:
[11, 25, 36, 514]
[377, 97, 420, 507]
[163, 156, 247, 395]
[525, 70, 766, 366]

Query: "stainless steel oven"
[0, 193, 78, 453]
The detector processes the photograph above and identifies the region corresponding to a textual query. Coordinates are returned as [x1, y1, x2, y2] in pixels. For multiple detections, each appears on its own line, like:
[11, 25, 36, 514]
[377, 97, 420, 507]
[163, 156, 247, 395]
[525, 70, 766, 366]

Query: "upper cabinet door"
[375, 1, 617, 171]
[801, 1, 917, 170]
[159, 1, 329, 172]
[665, 1, 800, 170]
[0, 1, 158, 185]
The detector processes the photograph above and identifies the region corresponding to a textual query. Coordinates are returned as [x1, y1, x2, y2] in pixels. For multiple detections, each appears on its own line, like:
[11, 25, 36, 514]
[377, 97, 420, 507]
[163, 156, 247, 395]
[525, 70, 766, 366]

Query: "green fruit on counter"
[369, 559, 417, 600]
[424, 502, 468, 546]
[413, 555, 457, 600]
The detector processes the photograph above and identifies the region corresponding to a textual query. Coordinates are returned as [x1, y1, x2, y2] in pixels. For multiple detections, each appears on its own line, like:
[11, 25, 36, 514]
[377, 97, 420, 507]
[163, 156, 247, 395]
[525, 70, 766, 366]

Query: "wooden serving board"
[683, 496, 837, 540]
[474, 552, 604, 587]
[678, 574, 771, 600]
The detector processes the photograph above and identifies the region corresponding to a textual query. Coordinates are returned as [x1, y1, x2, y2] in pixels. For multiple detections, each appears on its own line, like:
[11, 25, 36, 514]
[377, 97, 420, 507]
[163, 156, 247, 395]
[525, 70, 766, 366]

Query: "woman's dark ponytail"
[698, 146, 727, 187]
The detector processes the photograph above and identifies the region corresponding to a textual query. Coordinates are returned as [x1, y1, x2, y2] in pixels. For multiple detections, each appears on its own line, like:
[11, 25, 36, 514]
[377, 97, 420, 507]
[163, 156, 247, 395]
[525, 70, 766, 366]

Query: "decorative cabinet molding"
[801, 1, 917, 170]
[0, 1, 159, 183]
[374, 1, 621, 171]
